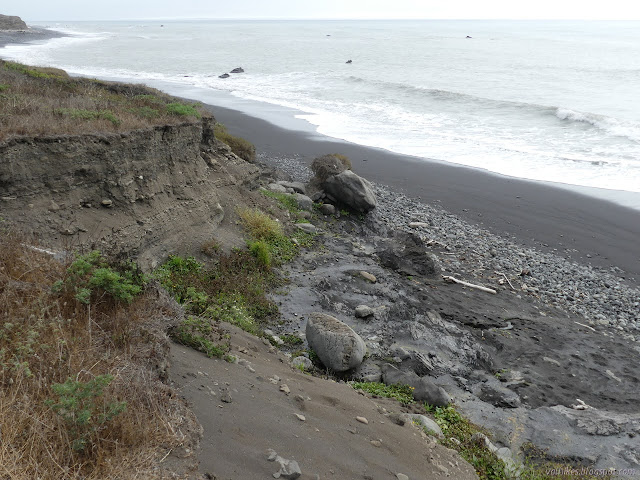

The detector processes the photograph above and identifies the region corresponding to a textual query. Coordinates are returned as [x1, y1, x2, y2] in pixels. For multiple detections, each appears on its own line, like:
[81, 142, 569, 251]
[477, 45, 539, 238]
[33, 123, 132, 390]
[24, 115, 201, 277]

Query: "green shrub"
[249, 240, 272, 268]
[214, 122, 256, 162]
[46, 374, 127, 452]
[56, 251, 144, 305]
[425, 404, 507, 480]
[166, 102, 200, 117]
[238, 208, 283, 241]
[205, 293, 259, 334]
[280, 334, 303, 346]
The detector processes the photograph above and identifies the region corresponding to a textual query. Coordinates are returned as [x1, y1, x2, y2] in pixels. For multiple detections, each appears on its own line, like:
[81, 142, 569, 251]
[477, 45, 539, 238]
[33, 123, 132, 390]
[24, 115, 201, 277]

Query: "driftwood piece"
[574, 321, 596, 332]
[442, 275, 497, 294]
[494, 271, 516, 290]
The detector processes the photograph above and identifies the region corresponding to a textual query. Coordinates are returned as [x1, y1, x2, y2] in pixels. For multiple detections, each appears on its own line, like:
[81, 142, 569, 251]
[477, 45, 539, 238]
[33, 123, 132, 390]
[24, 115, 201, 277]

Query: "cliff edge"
[0, 14, 28, 30]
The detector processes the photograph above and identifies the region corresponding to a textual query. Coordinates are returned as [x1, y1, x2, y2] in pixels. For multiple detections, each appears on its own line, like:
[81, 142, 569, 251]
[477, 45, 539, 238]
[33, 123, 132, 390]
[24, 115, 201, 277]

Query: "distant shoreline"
[0, 26, 64, 49]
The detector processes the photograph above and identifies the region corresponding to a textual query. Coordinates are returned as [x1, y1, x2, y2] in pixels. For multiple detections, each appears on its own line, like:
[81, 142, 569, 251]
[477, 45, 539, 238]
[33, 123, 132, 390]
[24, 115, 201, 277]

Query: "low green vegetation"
[351, 381, 415, 405]
[170, 316, 230, 358]
[52, 250, 144, 305]
[349, 378, 607, 480]
[153, 252, 276, 336]
[238, 207, 300, 264]
[425, 404, 507, 480]
[214, 122, 256, 161]
[166, 101, 201, 117]
[280, 334, 304, 346]
[55, 108, 121, 126]
[261, 189, 301, 215]
[0, 232, 192, 477]
[0, 59, 207, 140]
[46, 375, 127, 452]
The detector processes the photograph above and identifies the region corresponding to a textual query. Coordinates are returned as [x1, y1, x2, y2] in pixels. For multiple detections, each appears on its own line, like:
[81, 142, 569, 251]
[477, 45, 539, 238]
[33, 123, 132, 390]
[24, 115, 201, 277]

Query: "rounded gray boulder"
[323, 170, 376, 213]
[306, 312, 366, 372]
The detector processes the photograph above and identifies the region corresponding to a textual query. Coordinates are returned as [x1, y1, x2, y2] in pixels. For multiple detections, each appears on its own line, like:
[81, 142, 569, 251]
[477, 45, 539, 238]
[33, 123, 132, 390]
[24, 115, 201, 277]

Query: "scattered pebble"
[295, 414, 306, 421]
[359, 271, 377, 283]
[266, 154, 640, 335]
[356, 416, 369, 424]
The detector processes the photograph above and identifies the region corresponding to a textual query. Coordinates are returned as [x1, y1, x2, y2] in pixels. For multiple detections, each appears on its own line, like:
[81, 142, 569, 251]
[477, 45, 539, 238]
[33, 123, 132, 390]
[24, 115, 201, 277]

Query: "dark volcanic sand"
[206, 104, 640, 281]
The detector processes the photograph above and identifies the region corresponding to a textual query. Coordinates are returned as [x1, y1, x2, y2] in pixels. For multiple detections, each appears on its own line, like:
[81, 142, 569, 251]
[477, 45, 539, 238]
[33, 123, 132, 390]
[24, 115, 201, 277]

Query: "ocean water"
[2, 19, 640, 198]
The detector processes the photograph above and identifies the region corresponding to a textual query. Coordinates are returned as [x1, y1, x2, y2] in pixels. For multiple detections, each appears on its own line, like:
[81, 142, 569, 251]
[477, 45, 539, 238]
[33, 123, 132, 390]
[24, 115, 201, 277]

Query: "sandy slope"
[170, 325, 478, 480]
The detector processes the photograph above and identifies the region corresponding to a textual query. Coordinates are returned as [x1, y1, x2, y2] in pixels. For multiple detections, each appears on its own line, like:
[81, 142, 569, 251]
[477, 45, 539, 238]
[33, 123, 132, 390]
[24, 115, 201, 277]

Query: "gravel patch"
[261, 153, 640, 340]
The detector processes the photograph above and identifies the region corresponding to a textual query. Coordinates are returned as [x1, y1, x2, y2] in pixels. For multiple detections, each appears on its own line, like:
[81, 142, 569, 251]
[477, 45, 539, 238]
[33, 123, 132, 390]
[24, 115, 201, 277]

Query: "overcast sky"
[7, 0, 640, 22]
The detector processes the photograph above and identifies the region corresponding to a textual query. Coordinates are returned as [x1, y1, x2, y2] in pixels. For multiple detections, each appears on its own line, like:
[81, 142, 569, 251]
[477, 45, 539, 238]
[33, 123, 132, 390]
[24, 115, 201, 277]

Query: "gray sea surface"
[2, 19, 640, 200]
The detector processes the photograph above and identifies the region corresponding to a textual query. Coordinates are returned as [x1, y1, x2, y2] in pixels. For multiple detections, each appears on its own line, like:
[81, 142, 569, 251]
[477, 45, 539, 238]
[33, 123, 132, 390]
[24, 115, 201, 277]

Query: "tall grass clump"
[0, 231, 195, 479]
[237, 207, 300, 264]
[153, 252, 277, 338]
[213, 122, 257, 162]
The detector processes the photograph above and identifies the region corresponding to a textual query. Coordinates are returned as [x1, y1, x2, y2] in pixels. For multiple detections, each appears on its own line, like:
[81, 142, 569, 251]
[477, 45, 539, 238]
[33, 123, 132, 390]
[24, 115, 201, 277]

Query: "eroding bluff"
[0, 117, 261, 269]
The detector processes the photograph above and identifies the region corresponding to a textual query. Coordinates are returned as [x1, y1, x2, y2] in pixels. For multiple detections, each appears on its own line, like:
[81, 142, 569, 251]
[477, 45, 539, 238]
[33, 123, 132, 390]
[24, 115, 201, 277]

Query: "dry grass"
[0, 60, 208, 141]
[0, 230, 197, 479]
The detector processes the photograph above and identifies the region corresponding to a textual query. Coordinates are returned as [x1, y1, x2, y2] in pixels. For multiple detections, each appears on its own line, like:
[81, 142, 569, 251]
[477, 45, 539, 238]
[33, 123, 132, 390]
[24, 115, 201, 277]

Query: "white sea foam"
[2, 19, 640, 200]
[555, 108, 640, 142]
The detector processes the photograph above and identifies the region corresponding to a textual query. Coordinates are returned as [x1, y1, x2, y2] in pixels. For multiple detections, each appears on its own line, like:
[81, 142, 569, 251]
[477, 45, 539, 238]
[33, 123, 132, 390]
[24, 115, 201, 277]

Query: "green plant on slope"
[170, 316, 230, 358]
[214, 122, 256, 162]
[351, 381, 415, 405]
[425, 404, 507, 480]
[166, 102, 201, 117]
[53, 251, 144, 305]
[237, 207, 304, 265]
[249, 239, 272, 268]
[55, 108, 121, 126]
[46, 374, 127, 452]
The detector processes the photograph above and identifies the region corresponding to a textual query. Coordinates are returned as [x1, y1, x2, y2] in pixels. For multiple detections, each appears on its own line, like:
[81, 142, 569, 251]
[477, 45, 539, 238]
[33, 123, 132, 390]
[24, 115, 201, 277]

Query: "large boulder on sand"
[382, 364, 450, 407]
[323, 170, 376, 213]
[377, 230, 440, 277]
[306, 313, 366, 372]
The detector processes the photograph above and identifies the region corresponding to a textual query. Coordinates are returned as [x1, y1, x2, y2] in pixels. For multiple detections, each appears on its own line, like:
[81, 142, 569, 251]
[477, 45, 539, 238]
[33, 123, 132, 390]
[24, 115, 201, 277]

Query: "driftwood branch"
[494, 271, 516, 290]
[574, 321, 596, 332]
[442, 275, 497, 294]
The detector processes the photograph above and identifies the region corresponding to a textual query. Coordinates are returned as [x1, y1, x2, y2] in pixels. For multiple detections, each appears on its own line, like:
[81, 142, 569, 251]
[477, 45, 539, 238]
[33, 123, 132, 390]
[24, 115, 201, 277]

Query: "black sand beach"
[2, 27, 638, 280]
[208, 104, 640, 281]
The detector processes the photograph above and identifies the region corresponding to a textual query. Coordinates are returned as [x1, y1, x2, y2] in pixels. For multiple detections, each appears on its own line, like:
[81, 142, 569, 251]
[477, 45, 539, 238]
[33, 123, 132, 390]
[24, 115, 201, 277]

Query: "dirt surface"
[170, 325, 478, 480]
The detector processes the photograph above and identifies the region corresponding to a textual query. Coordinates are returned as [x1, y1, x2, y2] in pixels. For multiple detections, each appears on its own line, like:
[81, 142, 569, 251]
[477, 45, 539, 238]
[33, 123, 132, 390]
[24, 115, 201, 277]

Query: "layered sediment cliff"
[0, 117, 262, 268]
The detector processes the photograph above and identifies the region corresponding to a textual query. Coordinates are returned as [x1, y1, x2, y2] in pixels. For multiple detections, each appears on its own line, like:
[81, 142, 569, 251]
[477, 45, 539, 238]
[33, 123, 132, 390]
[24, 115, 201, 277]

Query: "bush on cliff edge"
[214, 122, 257, 162]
